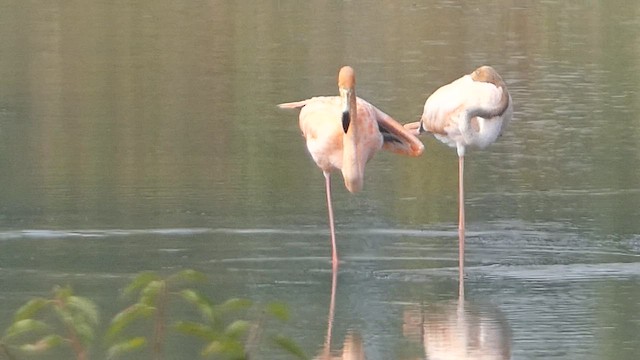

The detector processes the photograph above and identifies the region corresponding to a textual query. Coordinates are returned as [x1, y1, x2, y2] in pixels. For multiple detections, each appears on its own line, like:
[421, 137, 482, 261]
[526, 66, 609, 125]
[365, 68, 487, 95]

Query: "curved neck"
[471, 86, 510, 120]
[340, 89, 363, 193]
[470, 69, 510, 119]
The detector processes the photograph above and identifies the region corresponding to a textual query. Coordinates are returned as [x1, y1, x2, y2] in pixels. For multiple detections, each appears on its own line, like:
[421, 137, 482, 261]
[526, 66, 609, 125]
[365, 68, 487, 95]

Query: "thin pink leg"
[458, 155, 465, 298]
[324, 172, 338, 270]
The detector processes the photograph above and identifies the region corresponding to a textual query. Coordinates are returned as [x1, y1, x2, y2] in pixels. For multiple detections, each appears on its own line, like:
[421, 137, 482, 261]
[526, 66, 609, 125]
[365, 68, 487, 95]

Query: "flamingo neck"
[469, 67, 510, 119]
[342, 93, 363, 193]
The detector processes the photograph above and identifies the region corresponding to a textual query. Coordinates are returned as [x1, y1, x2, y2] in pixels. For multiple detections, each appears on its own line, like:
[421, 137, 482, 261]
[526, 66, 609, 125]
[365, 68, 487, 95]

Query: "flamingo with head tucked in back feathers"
[278, 66, 424, 270]
[404, 65, 512, 291]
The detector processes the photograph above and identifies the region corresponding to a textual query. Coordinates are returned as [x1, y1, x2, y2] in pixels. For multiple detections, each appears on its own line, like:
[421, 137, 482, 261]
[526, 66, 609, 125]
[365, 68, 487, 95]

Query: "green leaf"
[67, 296, 100, 326]
[266, 302, 290, 322]
[13, 298, 49, 322]
[106, 337, 146, 359]
[180, 289, 211, 307]
[202, 340, 245, 358]
[40, 334, 63, 348]
[3, 319, 49, 340]
[180, 290, 214, 321]
[216, 298, 252, 314]
[74, 322, 95, 345]
[202, 340, 224, 355]
[105, 304, 155, 342]
[174, 321, 215, 340]
[224, 320, 250, 338]
[123, 272, 160, 297]
[272, 335, 307, 360]
[140, 280, 164, 306]
[52, 305, 75, 329]
[18, 334, 63, 353]
[168, 269, 207, 284]
[52, 285, 73, 303]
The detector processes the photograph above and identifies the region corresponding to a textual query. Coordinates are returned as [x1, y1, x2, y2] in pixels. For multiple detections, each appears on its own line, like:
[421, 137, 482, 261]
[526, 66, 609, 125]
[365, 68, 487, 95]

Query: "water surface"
[1, 1, 639, 359]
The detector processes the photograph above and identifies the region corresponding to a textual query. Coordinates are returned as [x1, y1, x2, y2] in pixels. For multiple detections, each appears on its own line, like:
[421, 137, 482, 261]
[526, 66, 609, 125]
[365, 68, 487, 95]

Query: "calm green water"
[1, 1, 639, 359]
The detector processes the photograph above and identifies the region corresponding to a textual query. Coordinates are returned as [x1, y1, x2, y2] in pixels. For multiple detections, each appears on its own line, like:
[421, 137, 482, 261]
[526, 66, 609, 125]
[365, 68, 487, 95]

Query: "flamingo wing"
[423, 74, 508, 132]
[366, 103, 424, 157]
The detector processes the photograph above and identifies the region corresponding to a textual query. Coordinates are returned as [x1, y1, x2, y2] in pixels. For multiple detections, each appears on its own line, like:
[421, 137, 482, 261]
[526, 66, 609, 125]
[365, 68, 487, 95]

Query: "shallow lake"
[1, 1, 639, 359]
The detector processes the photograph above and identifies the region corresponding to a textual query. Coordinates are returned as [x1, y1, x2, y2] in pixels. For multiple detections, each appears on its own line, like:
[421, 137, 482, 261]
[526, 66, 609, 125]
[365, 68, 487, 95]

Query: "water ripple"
[0, 226, 479, 240]
[0, 228, 213, 240]
[480, 262, 640, 281]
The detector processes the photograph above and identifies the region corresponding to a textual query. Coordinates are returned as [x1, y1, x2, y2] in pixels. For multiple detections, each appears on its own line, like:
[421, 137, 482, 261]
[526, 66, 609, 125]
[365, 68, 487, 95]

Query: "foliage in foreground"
[0, 285, 98, 360]
[0, 270, 306, 360]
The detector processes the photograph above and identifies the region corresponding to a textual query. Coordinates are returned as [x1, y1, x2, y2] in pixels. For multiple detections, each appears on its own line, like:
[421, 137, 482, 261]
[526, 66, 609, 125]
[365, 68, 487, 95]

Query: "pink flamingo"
[405, 65, 512, 289]
[279, 66, 424, 269]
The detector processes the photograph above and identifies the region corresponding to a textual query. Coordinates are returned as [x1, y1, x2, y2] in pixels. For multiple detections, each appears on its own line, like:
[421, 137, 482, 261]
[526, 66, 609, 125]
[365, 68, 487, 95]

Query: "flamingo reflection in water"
[402, 281, 512, 360]
[315, 269, 365, 360]
[404, 66, 512, 288]
[279, 66, 424, 270]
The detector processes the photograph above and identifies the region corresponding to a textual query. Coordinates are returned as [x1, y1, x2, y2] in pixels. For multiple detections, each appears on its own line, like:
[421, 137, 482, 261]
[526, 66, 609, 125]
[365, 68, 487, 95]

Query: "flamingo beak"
[342, 110, 350, 133]
[340, 88, 351, 133]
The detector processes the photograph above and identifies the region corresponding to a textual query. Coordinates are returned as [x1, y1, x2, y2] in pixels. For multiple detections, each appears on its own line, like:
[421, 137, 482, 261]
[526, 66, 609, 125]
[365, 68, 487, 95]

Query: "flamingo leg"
[458, 155, 465, 296]
[324, 171, 338, 270]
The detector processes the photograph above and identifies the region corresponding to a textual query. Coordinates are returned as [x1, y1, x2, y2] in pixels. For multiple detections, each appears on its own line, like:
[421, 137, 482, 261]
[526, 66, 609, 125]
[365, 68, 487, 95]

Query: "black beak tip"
[342, 111, 350, 133]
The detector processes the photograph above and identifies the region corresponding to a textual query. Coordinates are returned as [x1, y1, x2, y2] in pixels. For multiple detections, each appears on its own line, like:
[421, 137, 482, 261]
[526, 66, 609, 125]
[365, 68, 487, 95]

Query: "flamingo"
[404, 65, 512, 287]
[278, 66, 424, 269]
